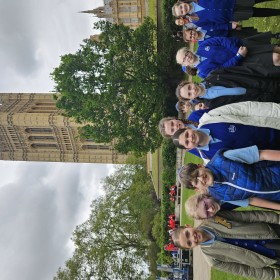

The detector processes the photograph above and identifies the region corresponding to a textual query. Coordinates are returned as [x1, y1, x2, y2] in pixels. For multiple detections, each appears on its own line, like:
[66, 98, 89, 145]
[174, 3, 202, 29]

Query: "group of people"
[157, 0, 280, 279]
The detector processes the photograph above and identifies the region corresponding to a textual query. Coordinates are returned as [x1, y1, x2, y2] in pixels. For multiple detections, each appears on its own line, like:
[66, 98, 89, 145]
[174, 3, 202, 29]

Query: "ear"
[185, 224, 192, 228]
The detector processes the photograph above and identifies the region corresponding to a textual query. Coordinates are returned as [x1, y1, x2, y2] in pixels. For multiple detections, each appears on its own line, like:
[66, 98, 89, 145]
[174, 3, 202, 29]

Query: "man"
[172, 101, 280, 160]
[176, 36, 280, 78]
[171, 210, 280, 279]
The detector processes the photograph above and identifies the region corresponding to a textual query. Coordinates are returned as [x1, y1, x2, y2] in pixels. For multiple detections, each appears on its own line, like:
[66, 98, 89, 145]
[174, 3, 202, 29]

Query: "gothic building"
[0, 93, 128, 163]
[81, 0, 146, 29]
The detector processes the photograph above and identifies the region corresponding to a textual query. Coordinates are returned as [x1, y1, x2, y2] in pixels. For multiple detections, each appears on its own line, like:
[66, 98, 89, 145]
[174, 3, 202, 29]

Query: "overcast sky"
[0, 0, 115, 279]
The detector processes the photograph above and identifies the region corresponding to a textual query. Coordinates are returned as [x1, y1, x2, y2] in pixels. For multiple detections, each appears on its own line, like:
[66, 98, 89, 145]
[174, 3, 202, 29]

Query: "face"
[178, 128, 200, 149]
[177, 50, 197, 66]
[180, 83, 202, 100]
[175, 3, 191, 17]
[196, 197, 221, 219]
[180, 103, 191, 113]
[194, 103, 209, 111]
[175, 18, 184, 26]
[178, 227, 208, 249]
[185, 30, 198, 41]
[190, 167, 214, 192]
[164, 119, 184, 136]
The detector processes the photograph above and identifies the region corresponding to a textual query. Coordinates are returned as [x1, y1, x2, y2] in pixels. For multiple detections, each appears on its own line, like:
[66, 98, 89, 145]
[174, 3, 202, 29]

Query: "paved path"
[193, 220, 211, 280]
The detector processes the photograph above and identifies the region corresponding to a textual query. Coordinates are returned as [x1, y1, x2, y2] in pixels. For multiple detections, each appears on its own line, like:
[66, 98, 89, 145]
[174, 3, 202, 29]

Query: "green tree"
[52, 18, 171, 155]
[54, 164, 160, 280]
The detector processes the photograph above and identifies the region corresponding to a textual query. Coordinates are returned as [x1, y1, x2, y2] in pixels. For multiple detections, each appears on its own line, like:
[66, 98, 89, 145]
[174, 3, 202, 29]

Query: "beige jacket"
[199, 211, 280, 280]
[198, 101, 280, 129]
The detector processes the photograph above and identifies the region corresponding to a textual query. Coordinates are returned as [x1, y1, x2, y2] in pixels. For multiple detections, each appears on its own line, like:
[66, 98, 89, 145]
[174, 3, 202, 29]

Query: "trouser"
[252, 7, 280, 16]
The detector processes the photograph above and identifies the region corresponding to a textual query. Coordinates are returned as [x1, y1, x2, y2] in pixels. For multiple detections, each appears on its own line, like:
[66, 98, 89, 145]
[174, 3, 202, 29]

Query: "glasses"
[189, 30, 195, 40]
[182, 51, 191, 63]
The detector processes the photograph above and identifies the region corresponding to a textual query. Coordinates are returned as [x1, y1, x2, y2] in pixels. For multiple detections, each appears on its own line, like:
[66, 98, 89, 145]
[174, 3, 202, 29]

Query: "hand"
[231, 21, 239, 29]
[238, 46, 248, 57]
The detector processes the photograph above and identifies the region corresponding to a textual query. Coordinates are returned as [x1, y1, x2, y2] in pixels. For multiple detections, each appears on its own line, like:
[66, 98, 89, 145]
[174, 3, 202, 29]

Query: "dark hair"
[191, 100, 207, 111]
[175, 80, 190, 100]
[172, 128, 188, 149]
[185, 66, 198, 76]
[178, 163, 199, 188]
[172, 31, 184, 42]
[170, 226, 189, 248]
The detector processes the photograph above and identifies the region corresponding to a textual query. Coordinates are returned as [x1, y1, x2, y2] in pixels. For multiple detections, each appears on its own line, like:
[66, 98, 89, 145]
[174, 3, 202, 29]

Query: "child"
[175, 100, 192, 114]
[176, 80, 247, 101]
[185, 193, 280, 219]
[178, 146, 280, 203]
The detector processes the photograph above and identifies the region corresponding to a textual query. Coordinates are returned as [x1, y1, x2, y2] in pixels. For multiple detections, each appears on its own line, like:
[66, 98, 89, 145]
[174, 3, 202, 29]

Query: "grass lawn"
[151, 149, 160, 197]
[243, 1, 280, 34]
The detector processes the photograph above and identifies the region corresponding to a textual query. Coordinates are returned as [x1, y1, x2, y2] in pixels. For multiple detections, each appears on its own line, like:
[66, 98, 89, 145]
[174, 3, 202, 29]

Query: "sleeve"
[222, 199, 250, 207]
[188, 110, 210, 122]
[198, 59, 241, 79]
[203, 86, 246, 99]
[223, 146, 259, 164]
[201, 22, 232, 32]
[203, 36, 242, 53]
[218, 210, 280, 224]
[211, 259, 279, 280]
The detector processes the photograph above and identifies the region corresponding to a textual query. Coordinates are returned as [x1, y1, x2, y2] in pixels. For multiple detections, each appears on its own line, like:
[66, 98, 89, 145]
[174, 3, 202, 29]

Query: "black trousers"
[252, 7, 280, 16]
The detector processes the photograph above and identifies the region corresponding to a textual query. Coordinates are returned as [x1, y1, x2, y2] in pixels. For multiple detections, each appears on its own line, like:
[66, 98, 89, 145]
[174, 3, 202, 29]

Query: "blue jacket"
[193, 0, 235, 30]
[188, 122, 280, 160]
[207, 149, 280, 202]
[196, 37, 243, 78]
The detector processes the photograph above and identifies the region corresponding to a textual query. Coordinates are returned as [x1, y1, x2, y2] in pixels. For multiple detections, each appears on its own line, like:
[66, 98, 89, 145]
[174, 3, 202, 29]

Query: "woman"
[172, 0, 280, 27]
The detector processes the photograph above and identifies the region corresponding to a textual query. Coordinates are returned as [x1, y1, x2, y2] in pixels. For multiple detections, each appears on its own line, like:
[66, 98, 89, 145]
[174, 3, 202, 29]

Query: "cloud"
[0, 162, 114, 280]
[0, 0, 102, 93]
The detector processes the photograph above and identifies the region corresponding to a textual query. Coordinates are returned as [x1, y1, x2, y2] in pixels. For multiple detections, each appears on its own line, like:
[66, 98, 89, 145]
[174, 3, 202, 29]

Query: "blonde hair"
[185, 194, 207, 219]
[176, 47, 189, 65]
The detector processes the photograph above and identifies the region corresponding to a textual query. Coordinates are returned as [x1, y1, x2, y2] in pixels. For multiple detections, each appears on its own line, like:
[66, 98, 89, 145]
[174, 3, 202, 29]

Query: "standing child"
[178, 146, 280, 203]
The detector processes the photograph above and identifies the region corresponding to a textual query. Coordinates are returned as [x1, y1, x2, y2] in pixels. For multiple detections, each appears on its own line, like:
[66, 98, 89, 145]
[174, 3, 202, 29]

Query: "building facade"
[0, 93, 128, 163]
[82, 0, 146, 29]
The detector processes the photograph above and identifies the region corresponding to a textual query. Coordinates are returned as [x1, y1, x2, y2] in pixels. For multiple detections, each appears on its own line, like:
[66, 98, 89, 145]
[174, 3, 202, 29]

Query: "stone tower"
[0, 93, 128, 163]
[81, 0, 146, 29]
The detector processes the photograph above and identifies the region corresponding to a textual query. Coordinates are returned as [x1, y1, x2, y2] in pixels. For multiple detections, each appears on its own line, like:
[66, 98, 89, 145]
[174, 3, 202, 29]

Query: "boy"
[178, 146, 280, 202]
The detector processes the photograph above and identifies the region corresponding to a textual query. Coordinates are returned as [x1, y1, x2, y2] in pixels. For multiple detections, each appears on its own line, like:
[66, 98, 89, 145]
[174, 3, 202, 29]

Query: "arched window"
[28, 136, 55, 141]
[31, 143, 58, 149]
[25, 128, 53, 133]
[82, 145, 110, 150]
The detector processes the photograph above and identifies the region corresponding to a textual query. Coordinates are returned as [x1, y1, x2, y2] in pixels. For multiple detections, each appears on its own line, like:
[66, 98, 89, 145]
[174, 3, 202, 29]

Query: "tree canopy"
[52, 18, 173, 155]
[54, 164, 160, 280]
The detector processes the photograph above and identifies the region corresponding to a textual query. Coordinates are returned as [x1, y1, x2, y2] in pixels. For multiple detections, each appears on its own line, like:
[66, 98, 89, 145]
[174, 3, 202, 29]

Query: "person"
[171, 101, 280, 159]
[175, 80, 280, 104]
[178, 145, 280, 202]
[171, 210, 280, 279]
[158, 117, 199, 138]
[175, 100, 192, 114]
[182, 26, 280, 43]
[185, 193, 280, 219]
[204, 65, 280, 92]
[175, 80, 246, 101]
[191, 102, 209, 111]
[172, 0, 280, 27]
[176, 34, 280, 78]
[175, 17, 197, 29]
